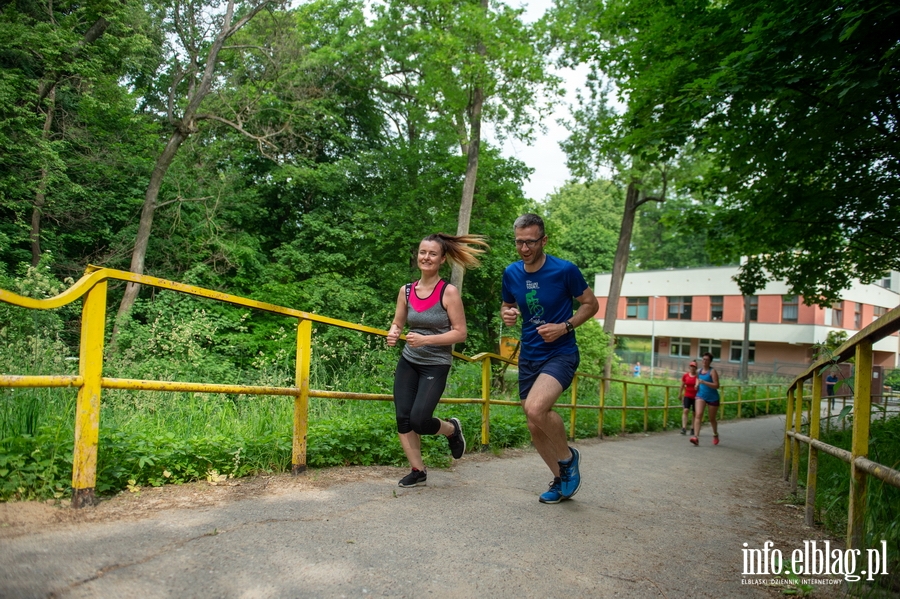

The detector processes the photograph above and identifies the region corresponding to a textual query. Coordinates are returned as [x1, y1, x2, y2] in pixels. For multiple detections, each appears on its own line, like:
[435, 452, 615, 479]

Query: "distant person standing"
[679, 361, 699, 435]
[387, 233, 489, 488]
[633, 361, 641, 378]
[690, 353, 720, 446]
[501, 214, 599, 504]
[825, 370, 839, 409]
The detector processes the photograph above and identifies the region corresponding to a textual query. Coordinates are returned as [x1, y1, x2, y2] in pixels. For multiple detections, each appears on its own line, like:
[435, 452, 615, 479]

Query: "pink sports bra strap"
[408, 279, 447, 313]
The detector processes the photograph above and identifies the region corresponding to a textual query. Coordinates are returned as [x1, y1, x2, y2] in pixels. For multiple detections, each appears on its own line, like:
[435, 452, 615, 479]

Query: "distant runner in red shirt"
[679, 361, 699, 435]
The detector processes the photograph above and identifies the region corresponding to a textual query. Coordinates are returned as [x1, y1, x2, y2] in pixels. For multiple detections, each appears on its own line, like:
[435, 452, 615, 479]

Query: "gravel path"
[0, 414, 847, 598]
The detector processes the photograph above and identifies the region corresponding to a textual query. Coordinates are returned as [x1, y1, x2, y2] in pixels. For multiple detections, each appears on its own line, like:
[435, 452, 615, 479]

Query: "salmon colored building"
[593, 266, 900, 379]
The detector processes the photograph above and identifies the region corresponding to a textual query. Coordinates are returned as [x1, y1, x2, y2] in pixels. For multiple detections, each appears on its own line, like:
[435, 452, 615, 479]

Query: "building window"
[626, 297, 649, 320]
[667, 296, 692, 320]
[698, 339, 722, 360]
[854, 302, 862, 329]
[747, 295, 758, 322]
[710, 296, 723, 321]
[729, 340, 756, 363]
[831, 302, 843, 327]
[670, 337, 692, 357]
[782, 295, 799, 323]
[874, 305, 888, 321]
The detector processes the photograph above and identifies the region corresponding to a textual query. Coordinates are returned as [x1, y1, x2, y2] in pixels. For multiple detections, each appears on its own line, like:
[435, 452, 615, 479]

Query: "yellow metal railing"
[592, 377, 782, 436]
[2, 266, 785, 508]
[783, 305, 900, 552]
[1, 266, 406, 507]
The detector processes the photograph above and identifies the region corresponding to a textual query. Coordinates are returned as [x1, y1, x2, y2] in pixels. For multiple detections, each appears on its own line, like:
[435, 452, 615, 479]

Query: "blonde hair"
[422, 233, 489, 270]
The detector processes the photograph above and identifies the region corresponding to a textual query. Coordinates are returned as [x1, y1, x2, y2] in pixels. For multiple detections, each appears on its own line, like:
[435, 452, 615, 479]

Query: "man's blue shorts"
[518, 351, 580, 401]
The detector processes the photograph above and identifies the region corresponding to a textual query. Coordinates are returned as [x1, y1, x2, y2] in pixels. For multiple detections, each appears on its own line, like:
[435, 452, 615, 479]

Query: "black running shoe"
[398, 468, 427, 488]
[448, 417, 466, 459]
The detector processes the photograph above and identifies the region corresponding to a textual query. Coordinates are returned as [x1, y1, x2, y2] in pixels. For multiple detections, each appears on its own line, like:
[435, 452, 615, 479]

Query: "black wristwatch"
[565, 320, 574, 334]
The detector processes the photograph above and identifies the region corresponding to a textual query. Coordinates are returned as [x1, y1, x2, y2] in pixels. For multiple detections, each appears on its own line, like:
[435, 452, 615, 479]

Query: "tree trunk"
[115, 129, 189, 325]
[602, 181, 640, 385]
[741, 295, 751, 382]
[451, 87, 482, 291]
[450, 0, 488, 293]
[31, 86, 56, 266]
[114, 0, 269, 328]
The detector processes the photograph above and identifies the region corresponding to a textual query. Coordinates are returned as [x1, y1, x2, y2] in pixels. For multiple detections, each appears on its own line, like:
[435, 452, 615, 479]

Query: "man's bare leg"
[522, 373, 571, 477]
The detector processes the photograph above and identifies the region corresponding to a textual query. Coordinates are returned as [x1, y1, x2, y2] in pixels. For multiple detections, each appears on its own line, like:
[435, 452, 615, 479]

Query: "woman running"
[690, 352, 720, 446]
[386, 233, 489, 487]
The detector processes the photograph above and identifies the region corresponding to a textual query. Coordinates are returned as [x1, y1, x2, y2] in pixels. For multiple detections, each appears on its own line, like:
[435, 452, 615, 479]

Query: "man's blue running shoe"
[539, 477, 565, 504]
[558, 447, 581, 498]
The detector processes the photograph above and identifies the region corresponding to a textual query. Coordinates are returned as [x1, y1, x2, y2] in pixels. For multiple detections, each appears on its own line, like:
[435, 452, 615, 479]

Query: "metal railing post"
[292, 319, 312, 474]
[848, 340, 872, 550]
[598, 378, 606, 438]
[663, 386, 670, 430]
[791, 383, 803, 493]
[621, 381, 628, 434]
[481, 356, 491, 447]
[643, 384, 649, 432]
[72, 280, 107, 508]
[806, 371, 822, 527]
[784, 387, 794, 481]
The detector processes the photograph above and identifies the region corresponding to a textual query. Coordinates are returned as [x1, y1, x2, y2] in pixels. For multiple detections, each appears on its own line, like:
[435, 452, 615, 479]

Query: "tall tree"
[550, 0, 900, 305]
[553, 57, 670, 380]
[0, 0, 152, 270]
[116, 0, 276, 324]
[370, 0, 559, 290]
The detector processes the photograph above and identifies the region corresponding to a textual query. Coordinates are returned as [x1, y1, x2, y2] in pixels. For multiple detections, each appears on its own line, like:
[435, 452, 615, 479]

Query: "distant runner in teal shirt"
[690, 352, 721, 447]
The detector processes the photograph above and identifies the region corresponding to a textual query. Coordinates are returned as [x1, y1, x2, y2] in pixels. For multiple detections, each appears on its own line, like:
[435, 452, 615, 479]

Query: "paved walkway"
[1, 415, 831, 599]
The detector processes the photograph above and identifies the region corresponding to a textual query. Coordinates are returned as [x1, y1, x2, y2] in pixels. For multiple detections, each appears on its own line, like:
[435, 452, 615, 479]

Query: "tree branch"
[156, 196, 214, 209]
[195, 113, 287, 160]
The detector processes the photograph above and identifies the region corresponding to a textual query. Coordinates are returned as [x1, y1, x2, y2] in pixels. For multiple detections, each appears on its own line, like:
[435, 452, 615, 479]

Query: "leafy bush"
[0, 429, 73, 501]
[798, 415, 900, 593]
[107, 291, 248, 385]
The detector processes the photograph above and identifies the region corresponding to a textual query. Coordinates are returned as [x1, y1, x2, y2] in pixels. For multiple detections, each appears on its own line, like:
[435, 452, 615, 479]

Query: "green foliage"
[0, 0, 157, 273]
[0, 429, 73, 501]
[885, 369, 900, 390]
[824, 331, 849, 353]
[309, 413, 424, 468]
[0, 255, 78, 369]
[108, 292, 248, 384]
[541, 182, 622, 275]
[369, 0, 559, 148]
[574, 319, 616, 376]
[630, 194, 715, 270]
[550, 0, 900, 303]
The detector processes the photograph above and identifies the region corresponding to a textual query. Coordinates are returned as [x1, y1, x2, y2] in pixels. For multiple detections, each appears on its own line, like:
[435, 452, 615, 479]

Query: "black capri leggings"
[393, 356, 451, 435]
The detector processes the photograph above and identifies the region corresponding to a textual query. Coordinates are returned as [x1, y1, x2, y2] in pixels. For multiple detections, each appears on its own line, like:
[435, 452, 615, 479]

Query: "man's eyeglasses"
[514, 238, 543, 249]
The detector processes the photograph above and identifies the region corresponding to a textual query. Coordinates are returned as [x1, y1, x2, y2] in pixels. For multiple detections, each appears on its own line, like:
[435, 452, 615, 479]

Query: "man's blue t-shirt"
[501, 254, 589, 361]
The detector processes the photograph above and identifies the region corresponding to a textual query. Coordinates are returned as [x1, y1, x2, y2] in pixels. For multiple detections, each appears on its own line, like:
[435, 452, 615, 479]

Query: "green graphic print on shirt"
[525, 285, 545, 325]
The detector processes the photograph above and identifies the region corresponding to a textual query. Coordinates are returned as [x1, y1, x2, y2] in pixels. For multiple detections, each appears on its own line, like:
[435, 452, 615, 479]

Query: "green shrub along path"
[0, 414, 854, 599]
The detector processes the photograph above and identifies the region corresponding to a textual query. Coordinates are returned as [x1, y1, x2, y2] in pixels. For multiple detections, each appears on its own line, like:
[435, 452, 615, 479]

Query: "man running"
[501, 214, 599, 504]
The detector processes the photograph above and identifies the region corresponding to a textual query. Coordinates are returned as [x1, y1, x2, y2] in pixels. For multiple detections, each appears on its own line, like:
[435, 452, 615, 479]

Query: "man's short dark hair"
[514, 213, 545, 237]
